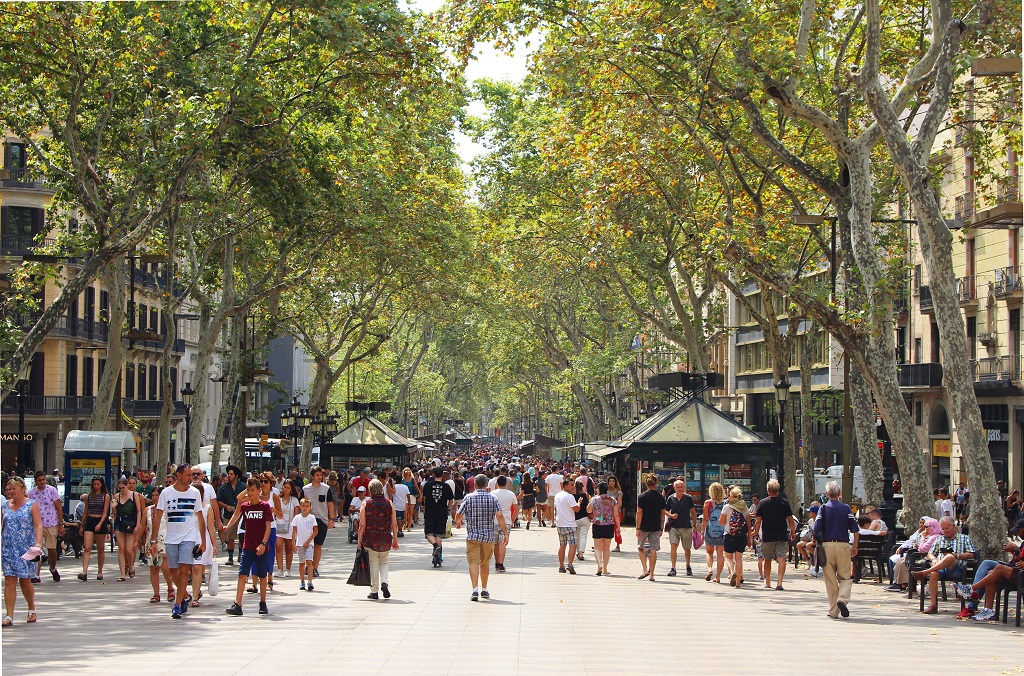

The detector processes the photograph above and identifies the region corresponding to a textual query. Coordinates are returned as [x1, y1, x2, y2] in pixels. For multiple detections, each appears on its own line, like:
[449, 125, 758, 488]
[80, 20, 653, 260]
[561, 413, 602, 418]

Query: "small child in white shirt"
[291, 498, 318, 590]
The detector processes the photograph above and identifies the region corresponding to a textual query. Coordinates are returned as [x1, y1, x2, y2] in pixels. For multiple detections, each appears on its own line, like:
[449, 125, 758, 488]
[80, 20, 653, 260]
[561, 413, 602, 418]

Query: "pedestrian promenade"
[3, 526, 1020, 675]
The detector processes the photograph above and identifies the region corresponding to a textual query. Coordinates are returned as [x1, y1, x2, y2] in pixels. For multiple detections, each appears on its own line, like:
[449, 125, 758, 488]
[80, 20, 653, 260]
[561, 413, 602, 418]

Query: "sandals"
[26, 611, 36, 623]
[150, 595, 161, 603]
[246, 585, 258, 594]
[116, 576, 127, 582]
[922, 606, 939, 614]
[128, 569, 136, 579]
[705, 572, 713, 581]
[2, 616, 12, 627]
[730, 574, 737, 587]
[190, 599, 200, 608]
[775, 585, 785, 591]
[167, 587, 175, 602]
[77, 573, 88, 582]
[637, 572, 650, 580]
[96, 574, 103, 581]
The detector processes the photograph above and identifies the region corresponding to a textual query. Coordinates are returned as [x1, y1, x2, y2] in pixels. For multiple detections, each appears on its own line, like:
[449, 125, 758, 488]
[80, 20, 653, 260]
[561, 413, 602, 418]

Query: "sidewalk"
[3, 524, 1020, 675]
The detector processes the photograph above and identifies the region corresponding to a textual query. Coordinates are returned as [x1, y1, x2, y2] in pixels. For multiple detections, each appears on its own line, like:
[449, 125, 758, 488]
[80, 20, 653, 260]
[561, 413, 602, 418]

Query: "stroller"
[348, 513, 359, 543]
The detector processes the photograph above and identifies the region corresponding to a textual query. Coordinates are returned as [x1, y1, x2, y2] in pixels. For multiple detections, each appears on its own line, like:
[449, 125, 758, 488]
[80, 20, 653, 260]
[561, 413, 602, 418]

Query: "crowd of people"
[2, 444, 1022, 628]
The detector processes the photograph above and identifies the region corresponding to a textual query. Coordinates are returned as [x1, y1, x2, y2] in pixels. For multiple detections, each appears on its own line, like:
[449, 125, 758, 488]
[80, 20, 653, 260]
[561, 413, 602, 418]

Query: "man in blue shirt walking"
[813, 481, 859, 618]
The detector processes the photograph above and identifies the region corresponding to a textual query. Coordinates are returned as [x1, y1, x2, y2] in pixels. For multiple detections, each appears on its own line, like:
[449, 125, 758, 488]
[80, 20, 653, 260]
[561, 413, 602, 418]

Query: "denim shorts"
[165, 541, 196, 569]
[238, 548, 270, 578]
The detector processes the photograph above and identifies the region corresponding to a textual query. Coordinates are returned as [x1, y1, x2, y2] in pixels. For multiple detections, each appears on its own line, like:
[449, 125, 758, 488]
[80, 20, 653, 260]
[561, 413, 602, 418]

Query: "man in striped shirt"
[912, 516, 975, 614]
[456, 474, 509, 601]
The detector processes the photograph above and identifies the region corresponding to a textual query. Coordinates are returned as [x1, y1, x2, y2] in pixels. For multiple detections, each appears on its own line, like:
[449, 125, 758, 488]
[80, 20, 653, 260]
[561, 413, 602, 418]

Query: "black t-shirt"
[637, 489, 667, 532]
[666, 493, 695, 529]
[577, 492, 590, 516]
[422, 479, 454, 521]
[755, 495, 794, 542]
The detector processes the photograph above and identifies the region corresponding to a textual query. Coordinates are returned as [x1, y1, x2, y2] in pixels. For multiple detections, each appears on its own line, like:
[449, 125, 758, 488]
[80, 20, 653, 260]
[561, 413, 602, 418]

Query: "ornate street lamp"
[774, 377, 791, 496]
[180, 382, 195, 464]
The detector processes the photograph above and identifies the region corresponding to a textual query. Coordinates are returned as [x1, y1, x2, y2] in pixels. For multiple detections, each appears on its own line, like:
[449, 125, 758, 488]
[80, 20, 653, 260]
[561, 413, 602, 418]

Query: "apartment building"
[901, 62, 1023, 492]
[0, 136, 215, 472]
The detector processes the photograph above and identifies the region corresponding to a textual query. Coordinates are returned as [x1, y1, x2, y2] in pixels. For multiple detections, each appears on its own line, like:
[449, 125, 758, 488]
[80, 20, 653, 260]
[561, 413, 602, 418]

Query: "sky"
[405, 0, 534, 166]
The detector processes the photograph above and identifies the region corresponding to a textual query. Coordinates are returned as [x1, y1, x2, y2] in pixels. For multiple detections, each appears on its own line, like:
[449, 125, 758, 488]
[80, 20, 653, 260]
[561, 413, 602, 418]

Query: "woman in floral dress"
[3, 476, 44, 626]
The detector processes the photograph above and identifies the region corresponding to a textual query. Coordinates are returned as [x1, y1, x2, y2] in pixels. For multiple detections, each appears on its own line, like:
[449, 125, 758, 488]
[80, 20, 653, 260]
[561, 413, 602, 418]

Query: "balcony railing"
[51, 316, 109, 343]
[970, 355, 1021, 382]
[995, 266, 1023, 298]
[955, 192, 975, 220]
[919, 285, 934, 312]
[0, 167, 54, 191]
[957, 276, 978, 305]
[897, 362, 944, 388]
[996, 177, 1020, 204]
[1, 395, 95, 416]
[0, 235, 57, 257]
[126, 336, 185, 353]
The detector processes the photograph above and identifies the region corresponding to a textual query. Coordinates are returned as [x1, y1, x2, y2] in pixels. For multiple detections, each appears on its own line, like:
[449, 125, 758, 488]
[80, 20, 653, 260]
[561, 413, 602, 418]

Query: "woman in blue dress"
[3, 476, 44, 626]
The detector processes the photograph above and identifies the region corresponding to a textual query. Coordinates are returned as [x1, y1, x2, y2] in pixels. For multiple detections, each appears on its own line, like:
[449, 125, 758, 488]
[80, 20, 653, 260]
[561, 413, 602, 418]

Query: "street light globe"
[774, 377, 791, 403]
[181, 382, 195, 408]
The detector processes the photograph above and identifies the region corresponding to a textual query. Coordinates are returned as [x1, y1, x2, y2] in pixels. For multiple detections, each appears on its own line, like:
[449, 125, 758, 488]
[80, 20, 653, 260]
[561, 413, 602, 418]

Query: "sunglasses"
[261, 479, 271, 484]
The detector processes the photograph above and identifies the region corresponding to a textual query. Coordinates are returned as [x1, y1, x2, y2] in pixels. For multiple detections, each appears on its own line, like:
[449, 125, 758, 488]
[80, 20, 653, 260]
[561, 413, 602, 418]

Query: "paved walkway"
[3, 524, 1021, 675]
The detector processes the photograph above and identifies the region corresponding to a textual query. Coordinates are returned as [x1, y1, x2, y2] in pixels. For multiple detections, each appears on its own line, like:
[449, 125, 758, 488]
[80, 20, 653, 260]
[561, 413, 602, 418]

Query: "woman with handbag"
[589, 482, 617, 575]
[2, 477, 44, 626]
[357, 479, 399, 600]
[607, 476, 624, 551]
[112, 478, 144, 581]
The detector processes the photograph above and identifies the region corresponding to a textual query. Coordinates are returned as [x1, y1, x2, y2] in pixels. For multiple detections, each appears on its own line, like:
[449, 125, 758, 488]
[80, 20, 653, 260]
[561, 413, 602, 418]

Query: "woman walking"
[142, 486, 173, 603]
[703, 482, 727, 583]
[357, 479, 399, 600]
[79, 477, 110, 581]
[400, 468, 420, 531]
[589, 482, 617, 575]
[719, 485, 751, 587]
[519, 473, 537, 530]
[112, 478, 144, 581]
[2, 477, 44, 626]
[573, 478, 591, 561]
[275, 480, 300, 578]
[607, 476, 624, 551]
[535, 471, 549, 527]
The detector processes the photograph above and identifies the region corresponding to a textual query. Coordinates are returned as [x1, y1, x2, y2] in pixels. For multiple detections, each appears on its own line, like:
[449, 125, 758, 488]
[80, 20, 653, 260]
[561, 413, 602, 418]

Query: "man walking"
[635, 474, 666, 581]
[216, 465, 245, 566]
[545, 467, 564, 524]
[753, 479, 797, 590]
[665, 479, 697, 577]
[813, 481, 858, 618]
[151, 464, 206, 619]
[28, 471, 63, 582]
[554, 476, 582, 573]
[422, 467, 454, 567]
[302, 467, 336, 578]
[490, 475, 518, 572]
[456, 474, 508, 601]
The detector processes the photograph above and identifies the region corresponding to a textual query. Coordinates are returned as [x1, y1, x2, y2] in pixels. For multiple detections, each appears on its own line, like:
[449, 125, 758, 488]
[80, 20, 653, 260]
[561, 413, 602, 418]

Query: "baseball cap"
[808, 505, 820, 513]
[1012, 518, 1024, 533]
[357, 486, 366, 493]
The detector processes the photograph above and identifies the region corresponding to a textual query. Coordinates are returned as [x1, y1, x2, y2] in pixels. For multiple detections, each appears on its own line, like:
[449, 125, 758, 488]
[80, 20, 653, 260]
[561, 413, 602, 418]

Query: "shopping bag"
[208, 561, 220, 596]
[346, 548, 371, 586]
[691, 530, 704, 550]
[445, 516, 453, 539]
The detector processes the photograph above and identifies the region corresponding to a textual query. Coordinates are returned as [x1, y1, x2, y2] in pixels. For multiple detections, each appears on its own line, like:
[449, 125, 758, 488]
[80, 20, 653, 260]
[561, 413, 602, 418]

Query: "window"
[913, 264, 922, 290]
[149, 308, 158, 332]
[138, 303, 147, 331]
[84, 287, 95, 322]
[966, 316, 976, 360]
[137, 364, 146, 401]
[6, 142, 27, 170]
[1011, 309, 1021, 357]
[914, 337, 923, 363]
[915, 400, 923, 426]
[931, 321, 941, 363]
[7, 206, 37, 238]
[896, 327, 907, 364]
[149, 364, 157, 400]
[99, 291, 109, 324]
[66, 355, 78, 397]
[82, 357, 94, 397]
[125, 363, 135, 398]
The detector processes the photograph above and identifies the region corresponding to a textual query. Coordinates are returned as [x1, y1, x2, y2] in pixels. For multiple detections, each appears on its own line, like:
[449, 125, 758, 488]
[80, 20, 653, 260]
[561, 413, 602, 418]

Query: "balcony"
[970, 355, 1020, 382]
[51, 316, 109, 344]
[957, 275, 979, 308]
[1, 395, 95, 416]
[130, 268, 185, 297]
[122, 399, 187, 418]
[955, 192, 975, 221]
[0, 167, 56, 193]
[919, 285, 934, 313]
[996, 177, 1020, 205]
[994, 266, 1023, 299]
[124, 336, 185, 354]
[1, 235, 57, 257]
[897, 362, 943, 388]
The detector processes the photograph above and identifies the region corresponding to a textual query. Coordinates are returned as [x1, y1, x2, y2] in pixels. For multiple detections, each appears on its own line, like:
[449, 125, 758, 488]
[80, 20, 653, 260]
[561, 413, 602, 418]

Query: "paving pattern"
[3, 524, 1022, 675]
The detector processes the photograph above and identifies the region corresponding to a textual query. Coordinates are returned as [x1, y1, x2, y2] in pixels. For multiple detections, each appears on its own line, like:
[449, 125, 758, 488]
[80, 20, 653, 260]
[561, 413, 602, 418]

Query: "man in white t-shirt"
[554, 476, 582, 573]
[491, 476, 518, 573]
[935, 487, 954, 522]
[392, 480, 412, 537]
[151, 464, 206, 619]
[545, 470, 564, 521]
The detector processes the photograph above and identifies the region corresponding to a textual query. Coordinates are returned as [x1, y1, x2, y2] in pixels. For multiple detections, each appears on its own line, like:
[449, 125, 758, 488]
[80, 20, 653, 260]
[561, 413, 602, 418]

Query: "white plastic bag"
[208, 560, 219, 596]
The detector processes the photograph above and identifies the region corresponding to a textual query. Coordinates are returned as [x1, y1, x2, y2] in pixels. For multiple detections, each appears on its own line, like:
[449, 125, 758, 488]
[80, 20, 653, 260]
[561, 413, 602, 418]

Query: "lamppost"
[279, 396, 307, 471]
[180, 382, 195, 464]
[16, 362, 30, 473]
[774, 377, 791, 497]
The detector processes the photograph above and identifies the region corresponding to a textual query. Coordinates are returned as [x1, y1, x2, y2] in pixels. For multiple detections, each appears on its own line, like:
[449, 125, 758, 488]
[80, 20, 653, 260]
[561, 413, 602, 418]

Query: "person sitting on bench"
[954, 519, 1024, 621]
[912, 517, 975, 614]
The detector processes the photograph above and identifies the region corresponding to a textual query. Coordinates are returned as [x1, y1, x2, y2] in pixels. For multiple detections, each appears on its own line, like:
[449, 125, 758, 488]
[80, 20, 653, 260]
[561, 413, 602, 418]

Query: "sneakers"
[432, 548, 441, 568]
[471, 591, 479, 602]
[178, 597, 190, 615]
[381, 583, 391, 599]
[955, 606, 975, 619]
[667, 568, 677, 577]
[258, 602, 268, 615]
[51, 569, 60, 582]
[495, 563, 506, 573]
[686, 567, 693, 576]
[300, 582, 306, 590]
[307, 583, 314, 592]
[283, 569, 291, 578]
[973, 608, 996, 622]
[480, 590, 490, 599]
[225, 603, 243, 616]
[953, 583, 974, 599]
[171, 604, 182, 619]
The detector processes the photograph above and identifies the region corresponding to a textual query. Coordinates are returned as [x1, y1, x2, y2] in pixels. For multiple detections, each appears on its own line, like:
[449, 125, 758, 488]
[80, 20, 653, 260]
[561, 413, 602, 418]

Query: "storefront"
[319, 415, 417, 473]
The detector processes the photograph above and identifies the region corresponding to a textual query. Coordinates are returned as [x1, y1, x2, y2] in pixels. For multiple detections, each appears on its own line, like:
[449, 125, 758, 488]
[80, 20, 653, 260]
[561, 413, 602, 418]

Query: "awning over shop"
[63, 430, 137, 452]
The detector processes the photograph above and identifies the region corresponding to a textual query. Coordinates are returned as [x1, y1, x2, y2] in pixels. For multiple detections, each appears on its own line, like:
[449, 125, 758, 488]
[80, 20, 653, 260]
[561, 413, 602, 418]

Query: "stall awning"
[584, 445, 625, 461]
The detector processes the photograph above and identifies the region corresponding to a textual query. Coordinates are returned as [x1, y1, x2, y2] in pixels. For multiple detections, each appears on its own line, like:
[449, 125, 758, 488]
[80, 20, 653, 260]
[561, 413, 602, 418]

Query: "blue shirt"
[812, 499, 858, 542]
[457, 489, 502, 543]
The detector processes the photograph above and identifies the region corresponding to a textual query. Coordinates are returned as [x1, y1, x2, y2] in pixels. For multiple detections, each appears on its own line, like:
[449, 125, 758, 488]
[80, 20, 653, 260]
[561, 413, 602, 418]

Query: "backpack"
[727, 507, 748, 537]
[706, 500, 725, 538]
